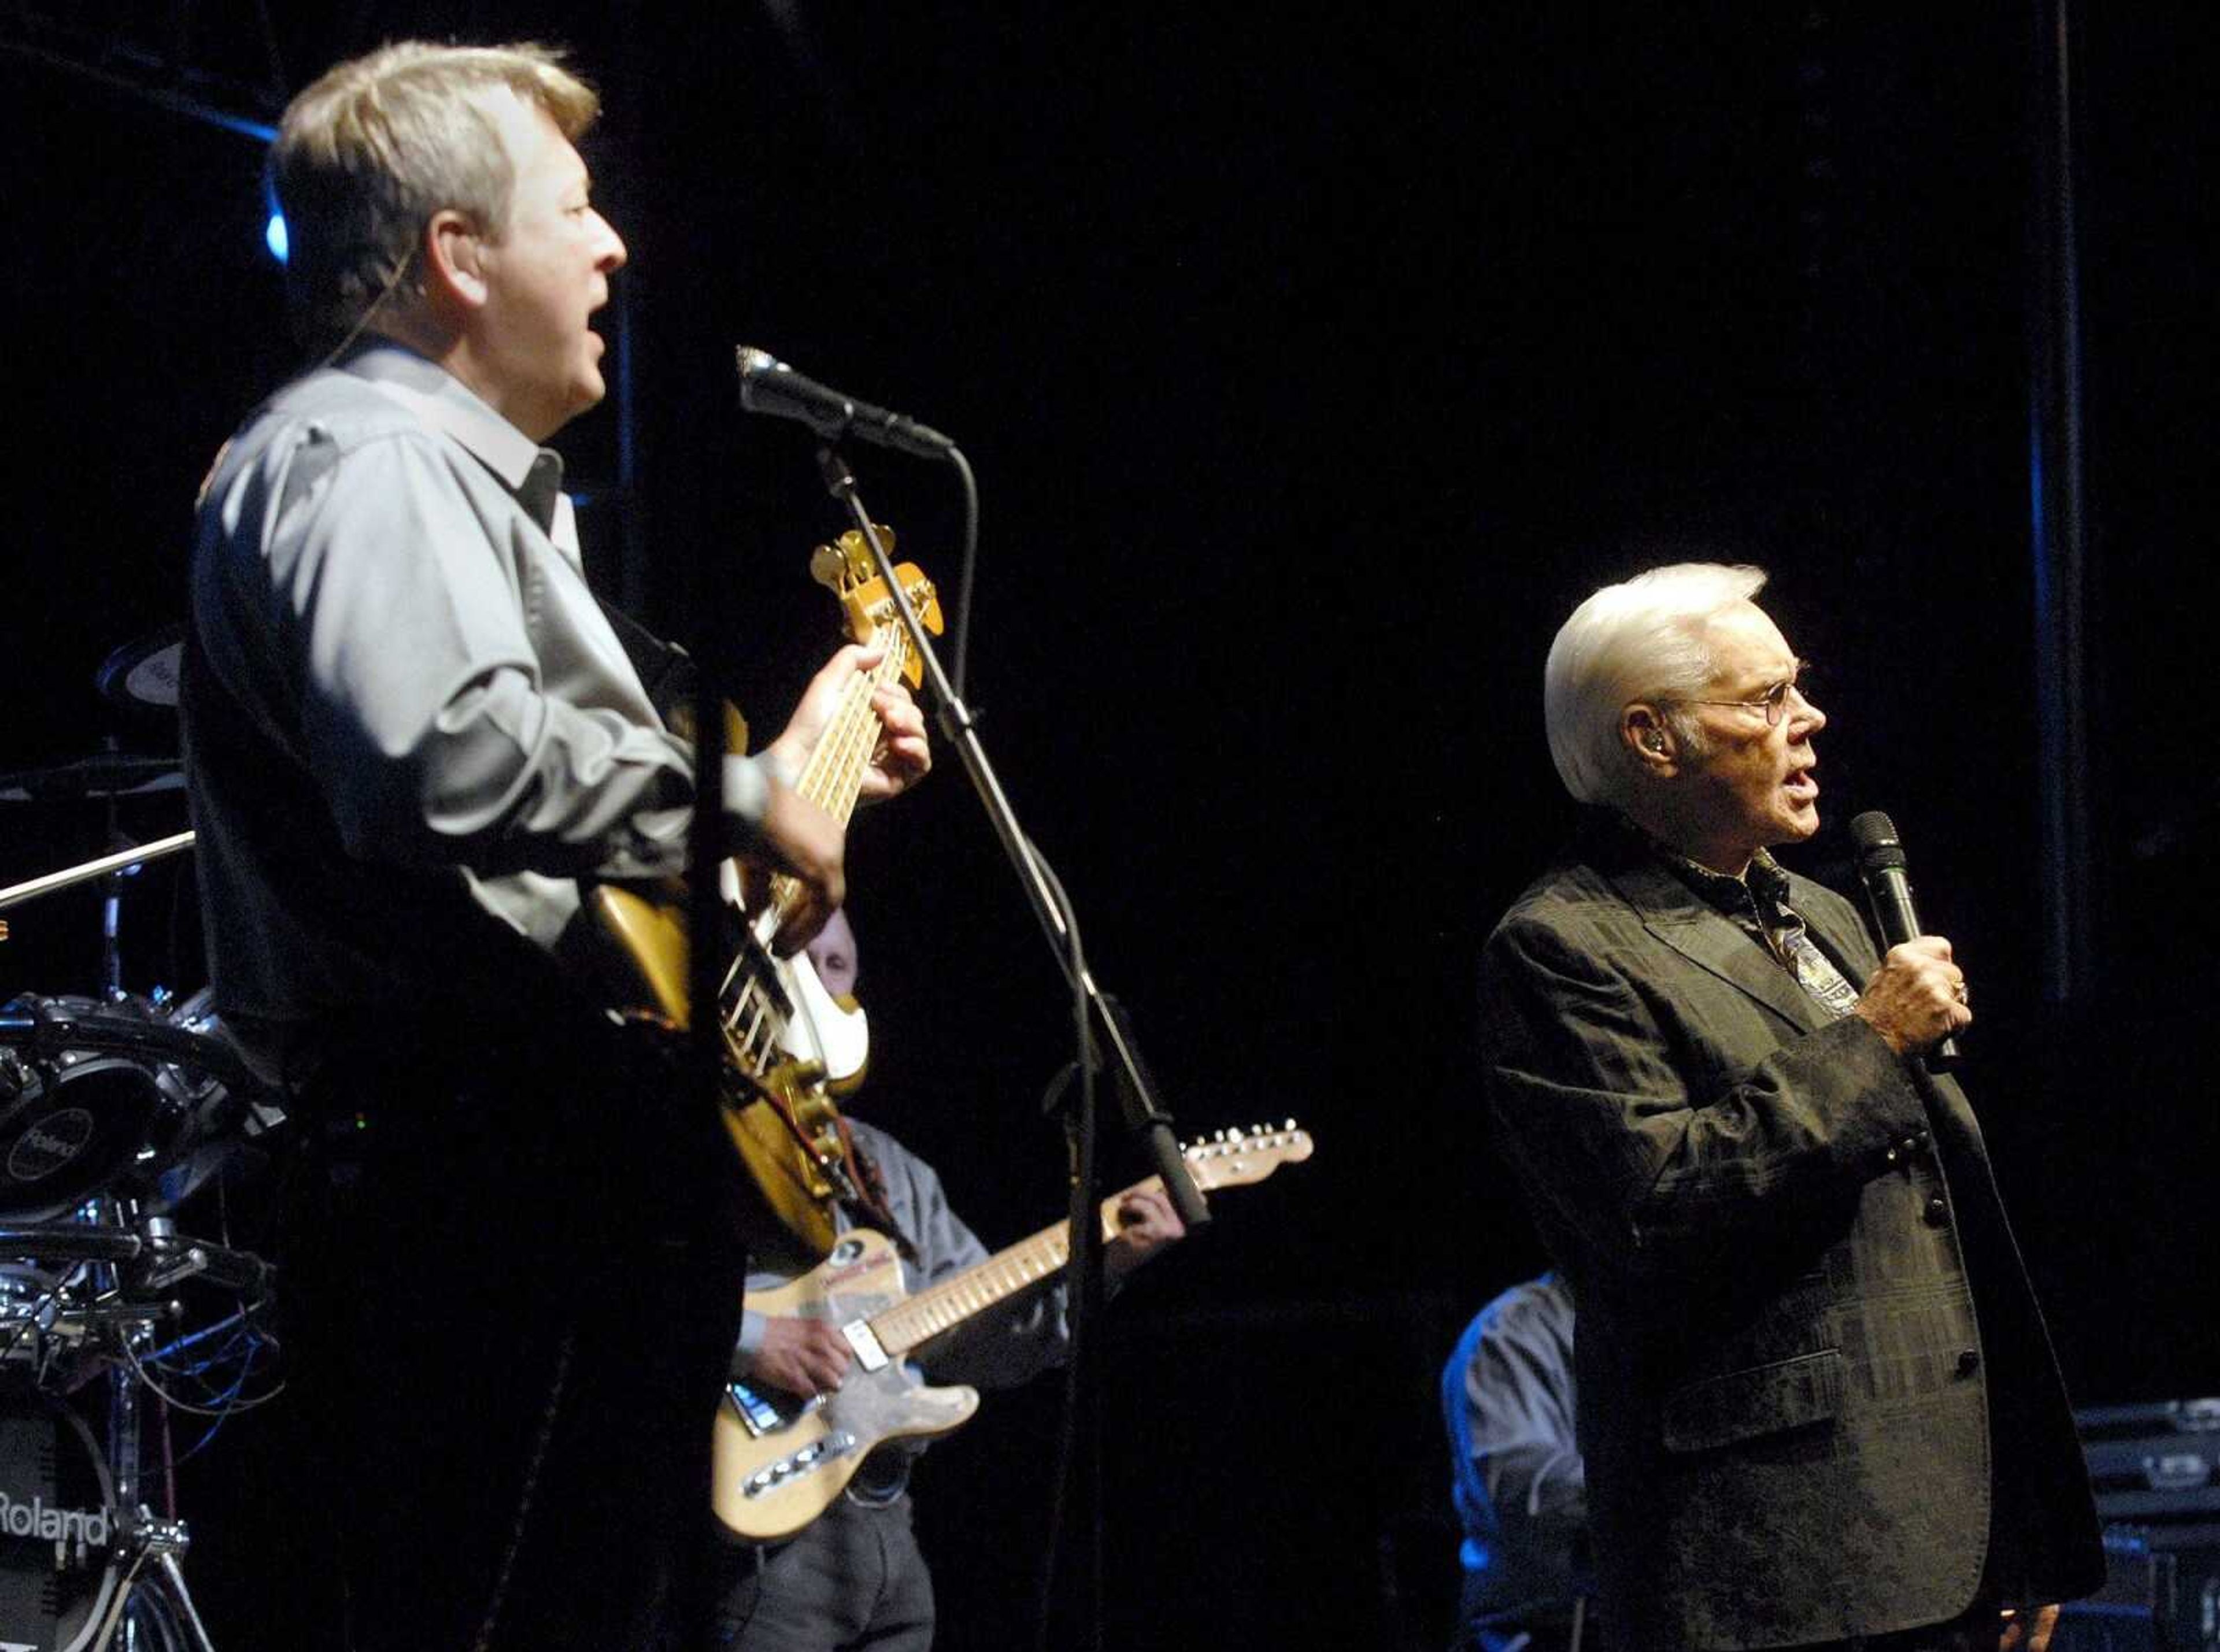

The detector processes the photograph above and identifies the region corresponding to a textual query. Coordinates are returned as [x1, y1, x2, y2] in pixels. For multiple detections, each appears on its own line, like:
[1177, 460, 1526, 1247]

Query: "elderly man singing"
[1478, 564, 2100, 1652]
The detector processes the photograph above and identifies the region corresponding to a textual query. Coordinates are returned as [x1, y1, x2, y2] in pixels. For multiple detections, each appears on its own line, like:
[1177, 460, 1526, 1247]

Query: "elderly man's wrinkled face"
[1674, 601, 1826, 869]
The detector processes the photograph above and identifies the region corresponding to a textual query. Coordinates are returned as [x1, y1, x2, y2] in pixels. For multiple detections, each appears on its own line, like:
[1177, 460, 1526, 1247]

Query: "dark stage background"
[2, 7, 2215, 1649]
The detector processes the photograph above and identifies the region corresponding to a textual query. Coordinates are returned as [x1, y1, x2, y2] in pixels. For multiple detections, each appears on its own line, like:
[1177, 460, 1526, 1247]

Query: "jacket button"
[1924, 1197, 1950, 1228]
[1954, 1348, 1981, 1377]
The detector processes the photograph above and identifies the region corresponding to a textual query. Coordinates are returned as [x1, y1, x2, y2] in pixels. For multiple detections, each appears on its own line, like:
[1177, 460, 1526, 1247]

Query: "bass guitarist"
[712, 909, 1184, 1652]
[183, 42, 930, 1652]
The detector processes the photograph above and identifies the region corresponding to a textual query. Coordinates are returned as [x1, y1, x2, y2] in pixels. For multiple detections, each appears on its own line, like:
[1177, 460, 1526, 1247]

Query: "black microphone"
[734, 347, 955, 458]
[1847, 810, 1961, 1071]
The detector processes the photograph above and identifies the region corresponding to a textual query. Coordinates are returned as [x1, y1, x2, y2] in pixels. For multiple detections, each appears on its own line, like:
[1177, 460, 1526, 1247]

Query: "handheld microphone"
[734, 347, 955, 458]
[1847, 810, 1961, 1071]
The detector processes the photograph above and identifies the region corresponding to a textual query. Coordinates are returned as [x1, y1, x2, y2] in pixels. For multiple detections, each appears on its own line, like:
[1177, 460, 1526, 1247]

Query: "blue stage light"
[265, 212, 288, 264]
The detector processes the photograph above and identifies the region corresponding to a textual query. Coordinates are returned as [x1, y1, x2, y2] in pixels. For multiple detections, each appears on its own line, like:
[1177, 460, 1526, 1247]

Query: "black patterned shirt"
[1628, 818, 1864, 1020]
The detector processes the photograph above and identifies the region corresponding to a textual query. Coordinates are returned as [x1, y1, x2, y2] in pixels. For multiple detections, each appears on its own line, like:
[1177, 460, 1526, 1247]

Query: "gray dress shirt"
[186, 342, 772, 1063]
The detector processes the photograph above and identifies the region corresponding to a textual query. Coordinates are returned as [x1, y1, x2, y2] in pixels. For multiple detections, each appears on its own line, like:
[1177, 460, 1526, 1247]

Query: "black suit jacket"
[1479, 816, 2101, 1650]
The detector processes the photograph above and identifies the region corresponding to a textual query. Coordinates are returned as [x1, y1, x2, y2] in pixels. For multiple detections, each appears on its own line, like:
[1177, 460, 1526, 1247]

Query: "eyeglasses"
[1676, 661, 1818, 728]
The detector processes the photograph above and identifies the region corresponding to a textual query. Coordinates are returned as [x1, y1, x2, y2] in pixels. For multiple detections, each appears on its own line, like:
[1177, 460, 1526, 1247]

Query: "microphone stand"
[811, 445, 1204, 1217]
[811, 443, 1207, 1649]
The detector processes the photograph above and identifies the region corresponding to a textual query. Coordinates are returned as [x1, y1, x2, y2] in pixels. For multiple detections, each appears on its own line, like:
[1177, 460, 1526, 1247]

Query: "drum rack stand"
[2, 1205, 254, 1652]
[95, 1332, 219, 1652]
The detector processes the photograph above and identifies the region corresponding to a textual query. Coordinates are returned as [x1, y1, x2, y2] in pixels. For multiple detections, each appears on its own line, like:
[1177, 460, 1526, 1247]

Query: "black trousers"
[272, 994, 750, 1651]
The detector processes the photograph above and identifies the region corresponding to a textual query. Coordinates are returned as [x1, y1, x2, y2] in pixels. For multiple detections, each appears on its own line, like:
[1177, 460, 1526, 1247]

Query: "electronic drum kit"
[0, 629, 278, 1652]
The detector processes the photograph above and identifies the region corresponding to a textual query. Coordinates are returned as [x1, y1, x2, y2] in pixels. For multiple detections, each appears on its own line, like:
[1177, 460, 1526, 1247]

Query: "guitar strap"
[593, 596, 699, 723]
[834, 1117, 920, 1266]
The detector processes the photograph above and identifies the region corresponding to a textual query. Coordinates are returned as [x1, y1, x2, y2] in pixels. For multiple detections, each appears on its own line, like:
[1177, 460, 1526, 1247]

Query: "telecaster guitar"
[586, 529, 940, 1258]
[712, 1121, 1316, 1542]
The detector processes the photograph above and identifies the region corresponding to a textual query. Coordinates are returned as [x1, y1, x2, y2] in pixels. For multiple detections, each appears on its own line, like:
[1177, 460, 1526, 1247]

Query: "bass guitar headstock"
[809, 527, 942, 688]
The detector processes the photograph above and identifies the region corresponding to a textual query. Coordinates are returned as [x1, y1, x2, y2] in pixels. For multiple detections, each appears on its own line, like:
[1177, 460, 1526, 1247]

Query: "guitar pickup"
[730, 921, 800, 1024]
[841, 1320, 889, 1373]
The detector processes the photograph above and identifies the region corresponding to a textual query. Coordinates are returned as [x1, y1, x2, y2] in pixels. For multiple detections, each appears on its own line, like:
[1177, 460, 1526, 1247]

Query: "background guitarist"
[711, 909, 1185, 1652]
[182, 42, 931, 1652]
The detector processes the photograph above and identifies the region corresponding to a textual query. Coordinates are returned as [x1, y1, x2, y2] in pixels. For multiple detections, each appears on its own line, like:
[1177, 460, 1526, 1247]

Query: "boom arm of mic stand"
[811, 444, 1209, 1229]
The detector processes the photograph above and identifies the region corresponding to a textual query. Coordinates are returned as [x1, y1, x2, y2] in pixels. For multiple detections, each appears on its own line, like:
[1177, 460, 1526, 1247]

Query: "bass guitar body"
[584, 877, 867, 1257]
[583, 529, 942, 1259]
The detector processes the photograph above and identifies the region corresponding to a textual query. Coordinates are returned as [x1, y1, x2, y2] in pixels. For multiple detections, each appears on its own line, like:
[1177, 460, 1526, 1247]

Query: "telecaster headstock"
[1177, 1121, 1315, 1193]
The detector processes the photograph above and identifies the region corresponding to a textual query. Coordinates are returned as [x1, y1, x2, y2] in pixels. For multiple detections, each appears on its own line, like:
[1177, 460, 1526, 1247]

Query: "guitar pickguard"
[713, 861, 870, 1093]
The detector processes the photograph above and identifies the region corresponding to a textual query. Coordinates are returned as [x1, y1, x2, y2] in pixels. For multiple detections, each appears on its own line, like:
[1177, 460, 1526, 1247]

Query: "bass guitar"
[712, 1121, 1315, 1540]
[584, 529, 941, 1257]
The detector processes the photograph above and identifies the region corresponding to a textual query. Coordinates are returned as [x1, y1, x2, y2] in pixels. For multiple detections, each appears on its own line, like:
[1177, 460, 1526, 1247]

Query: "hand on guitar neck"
[746, 641, 933, 953]
[1102, 1183, 1188, 1279]
[764, 640, 931, 805]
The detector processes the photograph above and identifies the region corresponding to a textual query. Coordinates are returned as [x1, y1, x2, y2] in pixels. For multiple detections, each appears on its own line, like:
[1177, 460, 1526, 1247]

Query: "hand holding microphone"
[1848, 811, 1967, 1071]
[1853, 935, 1971, 1059]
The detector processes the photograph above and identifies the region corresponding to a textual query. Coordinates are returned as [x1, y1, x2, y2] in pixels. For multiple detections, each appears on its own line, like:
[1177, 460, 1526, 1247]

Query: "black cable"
[946, 446, 981, 701]
[1028, 837, 1104, 1652]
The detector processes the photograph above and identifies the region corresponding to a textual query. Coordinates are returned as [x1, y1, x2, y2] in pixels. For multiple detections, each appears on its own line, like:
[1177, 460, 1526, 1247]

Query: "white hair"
[1543, 562, 1768, 804]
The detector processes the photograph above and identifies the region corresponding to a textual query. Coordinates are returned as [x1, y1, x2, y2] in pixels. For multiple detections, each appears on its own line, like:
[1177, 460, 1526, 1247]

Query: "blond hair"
[272, 41, 600, 347]
[1544, 562, 1770, 805]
